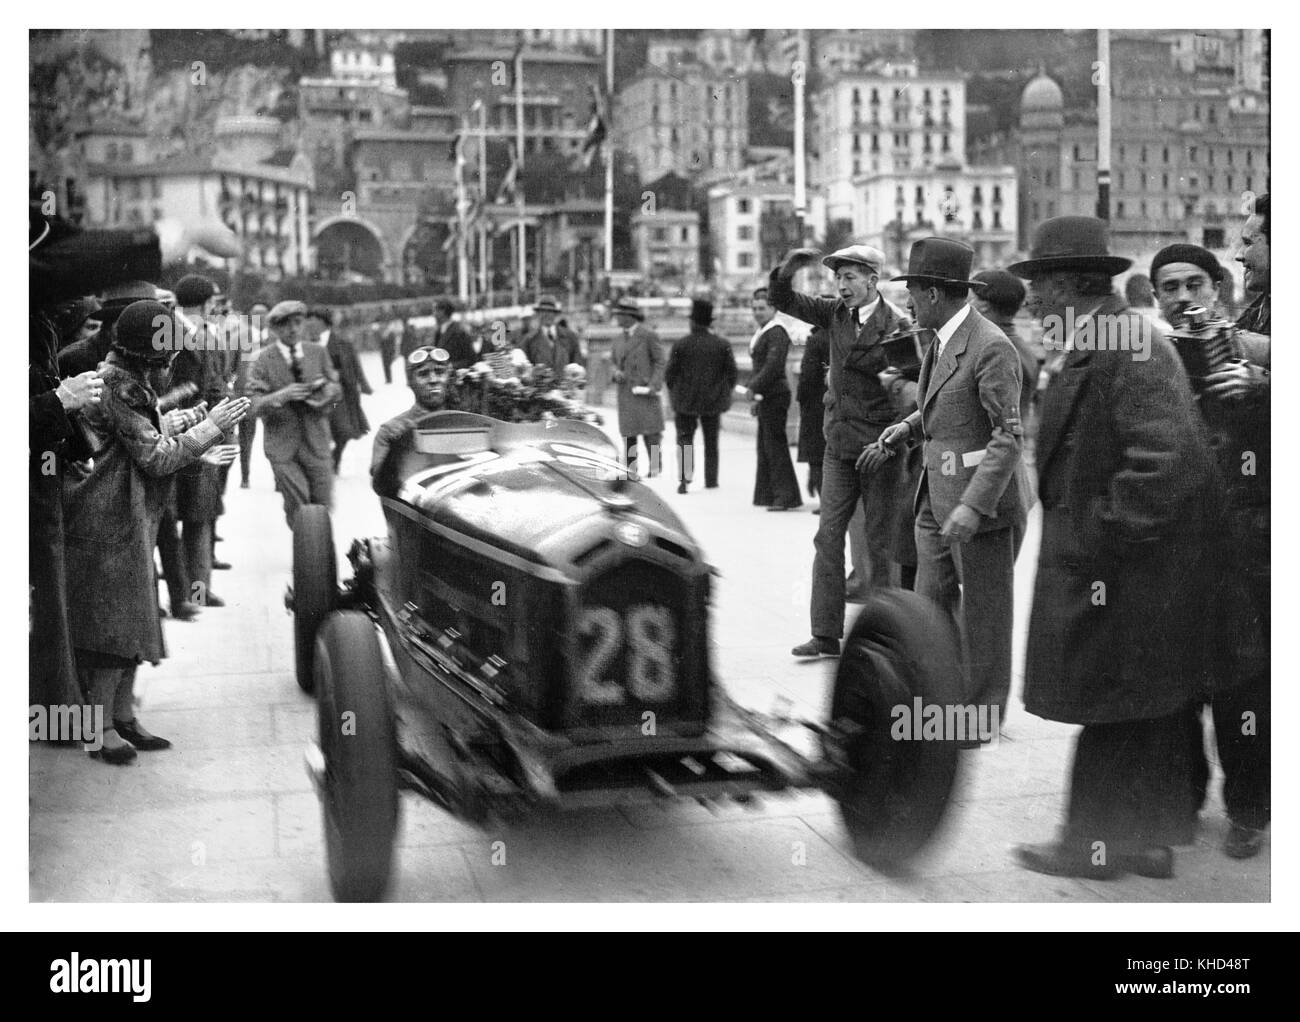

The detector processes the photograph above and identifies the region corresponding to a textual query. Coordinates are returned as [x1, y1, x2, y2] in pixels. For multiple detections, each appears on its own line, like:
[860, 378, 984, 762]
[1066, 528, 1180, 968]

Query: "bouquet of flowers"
[452, 362, 603, 426]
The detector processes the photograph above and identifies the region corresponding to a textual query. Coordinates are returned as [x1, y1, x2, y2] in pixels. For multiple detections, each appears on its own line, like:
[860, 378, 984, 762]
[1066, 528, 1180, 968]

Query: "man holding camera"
[245, 300, 342, 528]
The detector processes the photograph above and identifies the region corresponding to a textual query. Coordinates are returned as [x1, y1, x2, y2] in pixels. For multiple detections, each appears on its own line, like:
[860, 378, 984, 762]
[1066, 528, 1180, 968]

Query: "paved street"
[30, 350, 1269, 903]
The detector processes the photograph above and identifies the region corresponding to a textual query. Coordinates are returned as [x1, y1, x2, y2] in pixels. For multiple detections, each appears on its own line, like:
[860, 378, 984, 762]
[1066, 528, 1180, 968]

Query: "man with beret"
[664, 297, 737, 494]
[63, 299, 247, 762]
[1006, 216, 1226, 879]
[873, 239, 1030, 727]
[245, 301, 342, 528]
[1150, 236, 1270, 859]
[610, 297, 666, 478]
[523, 296, 584, 376]
[769, 245, 911, 658]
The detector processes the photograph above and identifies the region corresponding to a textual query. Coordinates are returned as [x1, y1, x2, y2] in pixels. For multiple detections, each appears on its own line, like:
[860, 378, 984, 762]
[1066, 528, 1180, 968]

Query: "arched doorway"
[313, 217, 387, 283]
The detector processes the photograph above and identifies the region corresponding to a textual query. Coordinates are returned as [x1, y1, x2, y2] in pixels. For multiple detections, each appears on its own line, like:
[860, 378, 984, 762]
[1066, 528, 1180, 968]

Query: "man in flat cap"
[1004, 216, 1225, 879]
[245, 300, 342, 528]
[875, 238, 1031, 732]
[769, 244, 911, 658]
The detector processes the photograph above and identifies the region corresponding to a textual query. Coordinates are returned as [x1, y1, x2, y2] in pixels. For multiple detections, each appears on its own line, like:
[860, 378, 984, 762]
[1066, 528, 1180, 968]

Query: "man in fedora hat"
[245, 300, 342, 528]
[664, 297, 737, 493]
[1002, 216, 1226, 879]
[874, 238, 1030, 731]
[523, 295, 584, 376]
[610, 297, 666, 477]
[771, 245, 913, 658]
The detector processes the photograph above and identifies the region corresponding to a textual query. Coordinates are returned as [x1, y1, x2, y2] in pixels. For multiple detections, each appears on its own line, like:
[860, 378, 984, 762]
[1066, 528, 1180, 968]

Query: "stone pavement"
[29, 351, 1269, 903]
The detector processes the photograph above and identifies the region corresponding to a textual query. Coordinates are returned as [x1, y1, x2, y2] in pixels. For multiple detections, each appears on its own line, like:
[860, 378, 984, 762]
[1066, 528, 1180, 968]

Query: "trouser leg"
[952, 525, 1016, 716]
[182, 519, 214, 605]
[702, 414, 720, 487]
[675, 414, 698, 484]
[301, 453, 336, 509]
[913, 493, 960, 619]
[157, 511, 189, 609]
[856, 451, 898, 590]
[238, 416, 257, 484]
[272, 460, 311, 528]
[810, 456, 861, 639]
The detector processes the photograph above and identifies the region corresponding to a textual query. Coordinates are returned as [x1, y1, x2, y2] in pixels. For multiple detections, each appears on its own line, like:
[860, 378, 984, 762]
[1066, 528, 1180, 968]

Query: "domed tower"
[1018, 71, 1065, 248]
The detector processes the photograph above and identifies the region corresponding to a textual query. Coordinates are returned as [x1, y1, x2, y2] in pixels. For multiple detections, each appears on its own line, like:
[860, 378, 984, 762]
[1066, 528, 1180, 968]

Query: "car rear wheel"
[316, 611, 399, 902]
[827, 589, 964, 873]
[292, 504, 336, 694]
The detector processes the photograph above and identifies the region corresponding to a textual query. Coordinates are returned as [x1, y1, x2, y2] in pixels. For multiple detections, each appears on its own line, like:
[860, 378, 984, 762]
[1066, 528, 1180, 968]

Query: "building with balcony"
[81, 116, 313, 277]
[617, 58, 748, 183]
[812, 66, 967, 225]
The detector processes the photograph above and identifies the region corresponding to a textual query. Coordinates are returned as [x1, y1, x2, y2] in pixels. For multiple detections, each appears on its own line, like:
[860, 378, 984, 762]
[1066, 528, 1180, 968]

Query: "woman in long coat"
[63, 300, 246, 763]
[609, 300, 665, 477]
[317, 312, 372, 473]
[795, 323, 829, 499]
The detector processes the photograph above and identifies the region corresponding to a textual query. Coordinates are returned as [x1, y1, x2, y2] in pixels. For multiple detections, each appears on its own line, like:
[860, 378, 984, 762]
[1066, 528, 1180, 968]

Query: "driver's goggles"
[407, 346, 452, 373]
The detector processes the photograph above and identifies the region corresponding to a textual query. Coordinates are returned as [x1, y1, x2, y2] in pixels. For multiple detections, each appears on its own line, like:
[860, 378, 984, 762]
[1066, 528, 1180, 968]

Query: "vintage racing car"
[291, 410, 964, 900]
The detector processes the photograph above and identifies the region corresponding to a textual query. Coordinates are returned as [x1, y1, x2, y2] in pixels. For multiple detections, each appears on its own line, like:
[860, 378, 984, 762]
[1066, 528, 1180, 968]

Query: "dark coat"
[610, 323, 666, 437]
[326, 331, 372, 440]
[62, 355, 224, 663]
[749, 321, 792, 398]
[58, 330, 115, 379]
[987, 312, 1041, 422]
[796, 325, 829, 465]
[522, 324, 584, 376]
[768, 268, 909, 459]
[665, 326, 737, 416]
[245, 341, 342, 465]
[1023, 295, 1227, 725]
[169, 319, 233, 522]
[436, 319, 479, 369]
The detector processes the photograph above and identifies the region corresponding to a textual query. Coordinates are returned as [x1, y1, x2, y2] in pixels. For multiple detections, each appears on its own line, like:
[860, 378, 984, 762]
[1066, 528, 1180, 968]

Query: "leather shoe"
[114, 719, 172, 752]
[88, 738, 137, 766]
[240, 480, 250, 489]
[200, 593, 226, 608]
[170, 601, 201, 621]
[705, 483, 718, 489]
[1224, 823, 1265, 859]
[1014, 842, 1120, 880]
[677, 482, 688, 494]
[1116, 846, 1174, 879]
[792, 637, 840, 659]
[212, 558, 232, 570]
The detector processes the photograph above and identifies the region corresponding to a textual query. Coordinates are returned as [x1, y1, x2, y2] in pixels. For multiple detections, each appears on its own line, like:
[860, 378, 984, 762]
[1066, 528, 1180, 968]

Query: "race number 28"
[577, 604, 676, 705]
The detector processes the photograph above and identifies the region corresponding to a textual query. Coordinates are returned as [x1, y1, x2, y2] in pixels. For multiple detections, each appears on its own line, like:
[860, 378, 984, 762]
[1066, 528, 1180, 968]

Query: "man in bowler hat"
[609, 297, 666, 477]
[875, 238, 1031, 727]
[664, 297, 737, 493]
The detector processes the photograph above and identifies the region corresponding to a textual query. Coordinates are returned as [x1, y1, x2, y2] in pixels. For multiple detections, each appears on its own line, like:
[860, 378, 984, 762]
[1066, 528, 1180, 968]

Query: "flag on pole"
[581, 82, 607, 170]
[496, 143, 518, 205]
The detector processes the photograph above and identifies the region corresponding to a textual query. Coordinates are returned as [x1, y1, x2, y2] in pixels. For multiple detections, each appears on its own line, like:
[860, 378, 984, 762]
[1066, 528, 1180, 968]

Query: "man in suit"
[245, 300, 342, 528]
[434, 298, 478, 370]
[1006, 217, 1226, 880]
[769, 245, 911, 658]
[665, 297, 737, 494]
[522, 295, 584, 375]
[748, 288, 802, 510]
[609, 297, 666, 477]
[875, 238, 1031, 725]
[307, 306, 372, 474]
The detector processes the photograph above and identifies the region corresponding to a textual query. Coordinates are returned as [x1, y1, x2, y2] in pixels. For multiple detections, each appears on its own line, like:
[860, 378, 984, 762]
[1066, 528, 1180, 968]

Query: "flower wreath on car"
[450, 361, 604, 426]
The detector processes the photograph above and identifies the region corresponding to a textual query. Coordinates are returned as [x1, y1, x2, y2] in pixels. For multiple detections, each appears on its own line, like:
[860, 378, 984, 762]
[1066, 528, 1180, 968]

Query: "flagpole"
[604, 28, 614, 284]
[1096, 28, 1111, 221]
[456, 120, 469, 302]
[793, 28, 807, 244]
[515, 40, 527, 303]
[476, 98, 489, 305]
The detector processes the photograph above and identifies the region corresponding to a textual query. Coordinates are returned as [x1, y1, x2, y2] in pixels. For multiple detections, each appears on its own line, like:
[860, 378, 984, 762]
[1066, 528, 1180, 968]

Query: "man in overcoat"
[609, 297, 666, 477]
[1007, 216, 1227, 879]
[245, 301, 342, 528]
[769, 245, 911, 658]
[522, 296, 584, 376]
[664, 297, 737, 493]
[875, 239, 1031, 721]
[307, 306, 372, 474]
[63, 300, 247, 762]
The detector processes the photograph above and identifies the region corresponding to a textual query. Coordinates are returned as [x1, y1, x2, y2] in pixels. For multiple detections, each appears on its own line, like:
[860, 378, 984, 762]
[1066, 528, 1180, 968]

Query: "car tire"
[292, 504, 336, 695]
[316, 611, 399, 902]
[828, 589, 964, 873]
